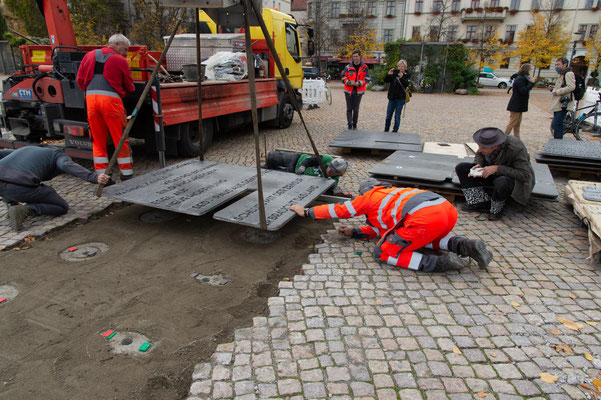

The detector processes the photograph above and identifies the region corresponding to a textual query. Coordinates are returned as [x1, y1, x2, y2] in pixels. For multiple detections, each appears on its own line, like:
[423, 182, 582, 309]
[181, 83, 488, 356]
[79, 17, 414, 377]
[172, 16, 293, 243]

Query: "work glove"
[296, 166, 306, 175]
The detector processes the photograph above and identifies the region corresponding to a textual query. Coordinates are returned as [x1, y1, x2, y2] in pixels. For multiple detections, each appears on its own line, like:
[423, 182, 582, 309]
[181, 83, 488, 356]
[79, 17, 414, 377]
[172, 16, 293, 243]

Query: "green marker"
[354, 252, 363, 255]
[139, 342, 152, 352]
[107, 331, 116, 339]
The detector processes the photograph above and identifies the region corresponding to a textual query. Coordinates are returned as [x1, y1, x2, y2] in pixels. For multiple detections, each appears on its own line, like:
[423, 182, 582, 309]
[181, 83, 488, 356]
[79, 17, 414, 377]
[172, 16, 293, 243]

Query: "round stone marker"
[194, 271, 230, 286]
[59, 242, 109, 262]
[0, 284, 19, 303]
[106, 331, 153, 355]
[239, 228, 281, 244]
[139, 210, 178, 224]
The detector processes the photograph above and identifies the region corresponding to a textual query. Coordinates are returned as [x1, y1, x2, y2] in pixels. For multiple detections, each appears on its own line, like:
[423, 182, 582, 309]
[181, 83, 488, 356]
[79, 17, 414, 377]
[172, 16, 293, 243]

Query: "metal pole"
[96, 9, 184, 197]
[247, 0, 328, 178]
[195, 7, 205, 161]
[243, 0, 268, 230]
[151, 75, 166, 168]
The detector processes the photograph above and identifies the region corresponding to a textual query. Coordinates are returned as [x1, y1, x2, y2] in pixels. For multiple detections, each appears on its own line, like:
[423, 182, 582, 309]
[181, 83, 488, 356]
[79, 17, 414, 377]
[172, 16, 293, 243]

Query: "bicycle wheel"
[563, 112, 575, 134]
[574, 112, 601, 140]
[325, 88, 332, 105]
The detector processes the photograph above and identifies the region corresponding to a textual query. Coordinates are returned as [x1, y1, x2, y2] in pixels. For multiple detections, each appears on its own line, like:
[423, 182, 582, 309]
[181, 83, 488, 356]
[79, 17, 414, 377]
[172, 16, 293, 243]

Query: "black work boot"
[433, 252, 465, 272]
[461, 201, 490, 212]
[8, 205, 35, 232]
[458, 239, 493, 270]
[488, 199, 505, 221]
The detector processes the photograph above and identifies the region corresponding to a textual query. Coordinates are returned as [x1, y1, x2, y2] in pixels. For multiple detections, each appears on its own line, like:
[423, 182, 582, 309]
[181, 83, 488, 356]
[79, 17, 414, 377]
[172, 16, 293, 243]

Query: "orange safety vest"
[310, 186, 443, 238]
[342, 62, 369, 95]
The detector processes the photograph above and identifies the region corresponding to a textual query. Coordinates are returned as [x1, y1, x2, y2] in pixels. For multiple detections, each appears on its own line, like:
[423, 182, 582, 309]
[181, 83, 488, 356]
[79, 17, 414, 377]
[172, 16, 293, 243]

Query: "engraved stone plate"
[535, 153, 601, 168]
[214, 171, 334, 230]
[369, 151, 475, 182]
[423, 142, 468, 157]
[103, 160, 258, 216]
[540, 139, 601, 160]
[329, 130, 422, 152]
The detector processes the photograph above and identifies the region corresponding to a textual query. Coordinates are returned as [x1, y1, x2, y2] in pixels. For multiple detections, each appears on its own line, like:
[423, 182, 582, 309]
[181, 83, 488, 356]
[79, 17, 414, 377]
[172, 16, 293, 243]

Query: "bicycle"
[564, 92, 601, 140]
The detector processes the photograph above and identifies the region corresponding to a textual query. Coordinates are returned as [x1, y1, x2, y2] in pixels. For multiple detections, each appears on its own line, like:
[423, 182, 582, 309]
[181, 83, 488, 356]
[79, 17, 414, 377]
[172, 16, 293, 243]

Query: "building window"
[433, 0, 442, 11]
[505, 25, 516, 42]
[490, 0, 499, 6]
[500, 53, 511, 68]
[415, 0, 423, 12]
[447, 25, 458, 41]
[484, 25, 495, 39]
[471, 0, 480, 7]
[412, 26, 421, 39]
[590, 24, 599, 39]
[585, 0, 600, 8]
[466, 25, 476, 39]
[579, 24, 588, 41]
[386, 1, 396, 15]
[367, 1, 377, 15]
[331, 2, 340, 17]
[452, 0, 461, 11]
[531, 0, 538, 10]
[384, 29, 394, 42]
[510, 0, 520, 9]
[429, 26, 439, 40]
[553, 0, 563, 8]
[349, 1, 359, 14]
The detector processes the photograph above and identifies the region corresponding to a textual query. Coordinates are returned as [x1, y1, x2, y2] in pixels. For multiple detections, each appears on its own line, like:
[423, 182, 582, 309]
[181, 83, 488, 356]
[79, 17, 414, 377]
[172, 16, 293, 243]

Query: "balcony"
[461, 7, 506, 20]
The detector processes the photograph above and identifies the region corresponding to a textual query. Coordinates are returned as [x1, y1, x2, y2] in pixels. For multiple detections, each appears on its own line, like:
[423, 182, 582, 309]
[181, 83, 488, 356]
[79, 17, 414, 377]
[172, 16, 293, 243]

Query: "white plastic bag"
[203, 51, 248, 81]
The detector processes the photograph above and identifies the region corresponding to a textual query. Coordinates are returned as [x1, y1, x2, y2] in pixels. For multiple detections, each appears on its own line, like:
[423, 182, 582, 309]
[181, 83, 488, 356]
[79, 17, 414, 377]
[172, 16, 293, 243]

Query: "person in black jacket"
[383, 59, 410, 132]
[0, 147, 109, 231]
[504, 64, 535, 139]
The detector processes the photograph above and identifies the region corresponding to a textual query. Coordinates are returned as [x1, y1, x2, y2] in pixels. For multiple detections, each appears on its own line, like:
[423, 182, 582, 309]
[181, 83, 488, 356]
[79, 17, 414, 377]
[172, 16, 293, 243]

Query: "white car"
[478, 72, 510, 89]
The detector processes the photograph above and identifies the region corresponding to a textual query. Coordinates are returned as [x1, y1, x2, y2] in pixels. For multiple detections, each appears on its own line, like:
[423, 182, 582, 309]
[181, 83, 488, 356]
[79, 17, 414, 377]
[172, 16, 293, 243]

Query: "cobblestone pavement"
[3, 83, 601, 399]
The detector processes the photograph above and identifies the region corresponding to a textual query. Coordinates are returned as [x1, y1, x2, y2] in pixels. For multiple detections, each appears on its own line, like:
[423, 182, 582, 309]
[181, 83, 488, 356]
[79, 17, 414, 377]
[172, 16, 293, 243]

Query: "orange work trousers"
[375, 200, 458, 270]
[86, 94, 133, 176]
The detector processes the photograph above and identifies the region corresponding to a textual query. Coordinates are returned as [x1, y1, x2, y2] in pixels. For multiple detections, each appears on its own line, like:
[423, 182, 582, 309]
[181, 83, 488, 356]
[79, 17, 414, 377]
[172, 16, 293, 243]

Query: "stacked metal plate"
[535, 139, 601, 172]
[369, 151, 560, 201]
[329, 130, 422, 152]
[103, 160, 334, 231]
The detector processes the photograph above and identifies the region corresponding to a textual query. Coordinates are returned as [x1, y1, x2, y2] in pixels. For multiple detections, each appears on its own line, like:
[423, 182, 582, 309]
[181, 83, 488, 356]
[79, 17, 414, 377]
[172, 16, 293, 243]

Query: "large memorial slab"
[423, 142, 468, 157]
[329, 130, 422, 152]
[103, 160, 333, 230]
[369, 151, 559, 200]
[540, 139, 601, 161]
[214, 172, 334, 230]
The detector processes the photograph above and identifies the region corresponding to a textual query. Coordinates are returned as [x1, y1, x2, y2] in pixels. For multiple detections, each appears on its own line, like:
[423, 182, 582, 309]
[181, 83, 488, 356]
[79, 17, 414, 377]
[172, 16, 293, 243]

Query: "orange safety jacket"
[342, 62, 370, 95]
[308, 186, 443, 239]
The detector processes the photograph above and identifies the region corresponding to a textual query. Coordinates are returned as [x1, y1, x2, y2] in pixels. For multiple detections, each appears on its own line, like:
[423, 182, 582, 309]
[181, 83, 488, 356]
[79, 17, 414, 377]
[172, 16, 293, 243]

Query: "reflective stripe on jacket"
[342, 62, 370, 95]
[308, 186, 442, 239]
[86, 49, 120, 98]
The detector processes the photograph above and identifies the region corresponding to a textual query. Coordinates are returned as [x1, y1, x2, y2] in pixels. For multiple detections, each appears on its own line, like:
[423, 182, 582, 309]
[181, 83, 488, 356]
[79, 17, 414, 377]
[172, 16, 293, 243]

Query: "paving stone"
[302, 381, 326, 398]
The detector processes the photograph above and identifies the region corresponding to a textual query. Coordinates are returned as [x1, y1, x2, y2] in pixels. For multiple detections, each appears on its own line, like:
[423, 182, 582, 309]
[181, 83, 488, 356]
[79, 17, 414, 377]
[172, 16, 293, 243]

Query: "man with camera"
[548, 57, 575, 139]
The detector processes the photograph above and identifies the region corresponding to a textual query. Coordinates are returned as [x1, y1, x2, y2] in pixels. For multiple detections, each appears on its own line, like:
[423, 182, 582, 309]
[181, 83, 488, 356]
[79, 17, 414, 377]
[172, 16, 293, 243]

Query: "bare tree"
[307, 0, 335, 71]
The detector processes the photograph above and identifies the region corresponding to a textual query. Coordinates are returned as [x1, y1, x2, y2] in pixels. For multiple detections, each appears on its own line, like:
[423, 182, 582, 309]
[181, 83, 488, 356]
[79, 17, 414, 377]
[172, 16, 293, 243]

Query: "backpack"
[573, 73, 586, 101]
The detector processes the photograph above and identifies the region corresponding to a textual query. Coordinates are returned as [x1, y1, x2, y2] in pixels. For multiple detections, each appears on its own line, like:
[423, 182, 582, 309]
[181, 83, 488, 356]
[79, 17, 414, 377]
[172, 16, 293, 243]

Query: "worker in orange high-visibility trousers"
[77, 33, 135, 180]
[290, 178, 493, 273]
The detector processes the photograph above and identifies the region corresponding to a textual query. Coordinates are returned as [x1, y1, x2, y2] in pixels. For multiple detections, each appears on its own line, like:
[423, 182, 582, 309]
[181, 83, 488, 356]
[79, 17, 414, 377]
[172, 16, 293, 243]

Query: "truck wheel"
[177, 120, 214, 156]
[277, 95, 294, 129]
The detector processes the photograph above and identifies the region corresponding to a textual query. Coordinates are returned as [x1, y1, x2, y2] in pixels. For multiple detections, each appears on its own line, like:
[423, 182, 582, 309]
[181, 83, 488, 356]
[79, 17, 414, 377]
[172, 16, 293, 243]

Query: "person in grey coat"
[455, 127, 535, 221]
[0, 147, 109, 231]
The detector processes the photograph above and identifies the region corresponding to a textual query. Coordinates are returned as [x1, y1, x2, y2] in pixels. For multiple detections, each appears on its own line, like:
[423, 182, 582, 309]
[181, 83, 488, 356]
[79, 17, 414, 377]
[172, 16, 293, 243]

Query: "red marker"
[101, 330, 116, 339]
[0, 298, 6, 304]
[68, 246, 78, 252]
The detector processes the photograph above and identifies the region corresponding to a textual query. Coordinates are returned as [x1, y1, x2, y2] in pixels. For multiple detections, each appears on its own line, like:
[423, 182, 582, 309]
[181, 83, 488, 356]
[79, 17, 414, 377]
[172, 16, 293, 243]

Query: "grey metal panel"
[535, 153, 601, 168]
[103, 160, 258, 216]
[330, 130, 422, 151]
[214, 172, 334, 230]
[369, 151, 559, 199]
[540, 139, 601, 160]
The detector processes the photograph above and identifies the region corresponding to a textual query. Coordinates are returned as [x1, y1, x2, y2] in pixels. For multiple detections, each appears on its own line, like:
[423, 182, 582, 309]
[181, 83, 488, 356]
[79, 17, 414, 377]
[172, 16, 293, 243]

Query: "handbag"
[397, 76, 410, 103]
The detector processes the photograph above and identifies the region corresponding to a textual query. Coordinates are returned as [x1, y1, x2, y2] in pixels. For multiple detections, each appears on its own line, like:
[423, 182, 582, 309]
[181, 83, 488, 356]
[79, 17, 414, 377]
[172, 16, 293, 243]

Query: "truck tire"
[177, 120, 214, 156]
[277, 94, 294, 129]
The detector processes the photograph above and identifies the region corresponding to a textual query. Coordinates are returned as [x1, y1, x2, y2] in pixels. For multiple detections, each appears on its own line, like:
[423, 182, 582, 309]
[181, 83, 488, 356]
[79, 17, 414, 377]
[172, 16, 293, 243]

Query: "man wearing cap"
[455, 127, 534, 221]
[264, 150, 347, 188]
[290, 178, 493, 273]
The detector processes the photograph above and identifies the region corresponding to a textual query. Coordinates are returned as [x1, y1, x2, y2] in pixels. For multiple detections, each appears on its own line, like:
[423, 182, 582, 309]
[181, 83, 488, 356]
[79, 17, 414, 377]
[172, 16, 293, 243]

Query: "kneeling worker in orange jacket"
[290, 178, 493, 273]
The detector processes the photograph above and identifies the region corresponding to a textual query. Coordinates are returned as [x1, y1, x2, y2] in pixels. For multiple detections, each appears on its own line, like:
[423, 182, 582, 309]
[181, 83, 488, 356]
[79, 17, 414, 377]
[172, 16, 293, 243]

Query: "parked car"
[302, 66, 321, 79]
[478, 72, 510, 88]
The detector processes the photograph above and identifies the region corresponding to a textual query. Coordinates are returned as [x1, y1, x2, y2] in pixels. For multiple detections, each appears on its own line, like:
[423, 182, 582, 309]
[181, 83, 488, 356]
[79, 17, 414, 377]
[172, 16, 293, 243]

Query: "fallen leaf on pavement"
[585, 353, 595, 361]
[551, 344, 573, 355]
[593, 380, 601, 389]
[569, 293, 576, 299]
[586, 321, 598, 326]
[550, 329, 561, 335]
[376, 300, 382, 305]
[477, 392, 486, 398]
[503, 264, 511, 269]
[540, 372, 559, 383]
[283, 277, 290, 281]
[453, 347, 462, 355]
[557, 316, 584, 331]
[490, 353, 496, 358]
[12, 247, 20, 251]
[24, 236, 35, 243]
[580, 382, 595, 391]
[511, 301, 520, 307]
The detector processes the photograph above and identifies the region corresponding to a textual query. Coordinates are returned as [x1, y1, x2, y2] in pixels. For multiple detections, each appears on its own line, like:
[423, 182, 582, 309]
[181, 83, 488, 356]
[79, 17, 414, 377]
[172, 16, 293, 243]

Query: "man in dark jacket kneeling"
[455, 127, 535, 221]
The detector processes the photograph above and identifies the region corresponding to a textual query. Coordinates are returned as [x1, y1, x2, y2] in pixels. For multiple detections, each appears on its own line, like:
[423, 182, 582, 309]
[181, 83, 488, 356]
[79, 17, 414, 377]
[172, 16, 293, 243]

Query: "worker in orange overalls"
[290, 178, 493, 273]
[77, 34, 135, 180]
[342, 49, 370, 130]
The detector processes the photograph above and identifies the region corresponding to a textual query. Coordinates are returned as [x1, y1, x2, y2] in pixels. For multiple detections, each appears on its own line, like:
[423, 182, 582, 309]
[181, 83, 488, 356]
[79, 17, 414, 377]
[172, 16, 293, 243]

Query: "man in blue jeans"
[0, 147, 109, 231]
[548, 57, 575, 139]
